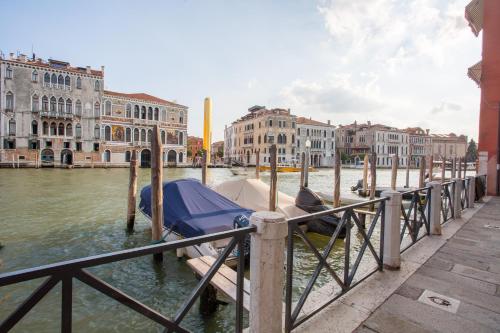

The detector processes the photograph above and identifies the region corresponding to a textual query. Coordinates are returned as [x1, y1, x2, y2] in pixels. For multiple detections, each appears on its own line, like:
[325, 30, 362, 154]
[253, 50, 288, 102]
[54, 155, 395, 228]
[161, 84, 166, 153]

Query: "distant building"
[431, 133, 468, 160]
[296, 117, 335, 167]
[0, 53, 188, 167]
[224, 106, 297, 165]
[406, 127, 432, 167]
[211, 140, 224, 162]
[187, 136, 203, 158]
[335, 122, 372, 160]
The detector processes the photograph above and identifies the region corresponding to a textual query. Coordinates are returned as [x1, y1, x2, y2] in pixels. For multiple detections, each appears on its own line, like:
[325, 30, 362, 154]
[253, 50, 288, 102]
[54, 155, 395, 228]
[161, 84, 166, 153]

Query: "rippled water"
[0, 167, 425, 332]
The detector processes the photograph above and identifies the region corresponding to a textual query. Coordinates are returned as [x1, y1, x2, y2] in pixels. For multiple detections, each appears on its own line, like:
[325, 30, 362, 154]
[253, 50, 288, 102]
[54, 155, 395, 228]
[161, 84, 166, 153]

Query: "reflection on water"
[0, 167, 425, 332]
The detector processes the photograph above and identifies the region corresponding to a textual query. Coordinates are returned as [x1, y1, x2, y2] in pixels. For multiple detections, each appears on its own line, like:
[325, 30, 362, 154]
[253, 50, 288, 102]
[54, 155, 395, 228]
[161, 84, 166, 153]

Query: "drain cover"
[418, 290, 460, 313]
[484, 224, 500, 230]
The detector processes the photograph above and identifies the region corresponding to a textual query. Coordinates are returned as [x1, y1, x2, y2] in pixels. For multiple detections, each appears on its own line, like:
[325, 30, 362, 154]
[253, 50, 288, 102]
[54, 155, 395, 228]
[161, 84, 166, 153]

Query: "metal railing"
[460, 178, 471, 210]
[400, 186, 432, 252]
[441, 181, 455, 223]
[284, 198, 388, 332]
[0, 227, 255, 333]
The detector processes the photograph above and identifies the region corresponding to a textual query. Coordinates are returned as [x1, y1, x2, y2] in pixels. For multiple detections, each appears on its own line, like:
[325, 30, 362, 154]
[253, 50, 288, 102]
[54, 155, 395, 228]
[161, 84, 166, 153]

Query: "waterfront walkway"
[296, 197, 500, 333]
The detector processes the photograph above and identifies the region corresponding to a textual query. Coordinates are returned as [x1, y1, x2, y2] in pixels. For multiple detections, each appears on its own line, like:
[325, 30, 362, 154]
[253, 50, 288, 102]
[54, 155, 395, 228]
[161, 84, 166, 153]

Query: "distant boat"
[258, 165, 315, 173]
[230, 168, 248, 176]
[139, 179, 253, 265]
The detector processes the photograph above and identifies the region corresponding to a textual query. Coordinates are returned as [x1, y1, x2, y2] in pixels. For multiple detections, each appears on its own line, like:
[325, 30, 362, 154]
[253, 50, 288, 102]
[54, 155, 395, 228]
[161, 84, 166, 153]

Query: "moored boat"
[258, 165, 315, 173]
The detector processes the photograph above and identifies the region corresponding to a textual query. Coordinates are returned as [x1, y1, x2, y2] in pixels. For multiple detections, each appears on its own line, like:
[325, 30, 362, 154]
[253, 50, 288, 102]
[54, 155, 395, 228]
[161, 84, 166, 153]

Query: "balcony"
[40, 111, 75, 120]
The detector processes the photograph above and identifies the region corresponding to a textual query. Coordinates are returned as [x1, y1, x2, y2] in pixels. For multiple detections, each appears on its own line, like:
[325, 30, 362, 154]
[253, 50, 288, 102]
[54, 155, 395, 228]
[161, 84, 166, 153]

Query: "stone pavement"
[355, 197, 500, 333]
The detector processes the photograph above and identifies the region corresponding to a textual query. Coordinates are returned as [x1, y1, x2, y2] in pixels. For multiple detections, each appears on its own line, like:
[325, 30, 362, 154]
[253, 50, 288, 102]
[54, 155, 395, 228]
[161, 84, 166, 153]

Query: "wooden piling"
[369, 153, 377, 211]
[463, 156, 467, 178]
[458, 157, 462, 179]
[391, 154, 398, 190]
[451, 157, 456, 178]
[299, 152, 305, 188]
[441, 158, 446, 183]
[151, 125, 164, 262]
[202, 149, 207, 185]
[269, 145, 277, 211]
[126, 150, 138, 232]
[419, 156, 426, 188]
[429, 155, 434, 181]
[333, 149, 341, 208]
[362, 154, 369, 194]
[406, 147, 411, 188]
[304, 149, 310, 188]
[255, 149, 260, 179]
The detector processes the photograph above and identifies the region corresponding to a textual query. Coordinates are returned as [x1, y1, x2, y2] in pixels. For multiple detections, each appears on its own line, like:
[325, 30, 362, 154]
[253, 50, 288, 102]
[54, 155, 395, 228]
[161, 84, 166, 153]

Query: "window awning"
[467, 60, 482, 86]
[465, 0, 483, 36]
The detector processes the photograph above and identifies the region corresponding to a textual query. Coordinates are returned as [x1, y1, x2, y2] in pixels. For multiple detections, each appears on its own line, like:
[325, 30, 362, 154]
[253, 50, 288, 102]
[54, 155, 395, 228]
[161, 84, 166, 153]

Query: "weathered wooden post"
[369, 152, 377, 211]
[269, 145, 277, 211]
[201, 149, 207, 185]
[441, 158, 446, 182]
[419, 156, 426, 188]
[429, 181, 442, 235]
[428, 155, 434, 181]
[127, 150, 138, 232]
[391, 154, 398, 190]
[362, 154, 369, 195]
[453, 178, 462, 218]
[333, 149, 341, 208]
[451, 157, 456, 178]
[467, 175, 475, 208]
[255, 149, 260, 179]
[463, 156, 467, 178]
[304, 147, 310, 188]
[382, 190, 401, 269]
[405, 148, 411, 188]
[458, 157, 462, 179]
[151, 125, 164, 262]
[299, 152, 305, 188]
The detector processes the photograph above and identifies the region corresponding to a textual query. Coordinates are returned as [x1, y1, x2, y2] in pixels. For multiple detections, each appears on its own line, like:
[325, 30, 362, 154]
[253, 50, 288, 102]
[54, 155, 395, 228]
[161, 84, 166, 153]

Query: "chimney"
[18, 54, 26, 62]
[426, 129, 430, 135]
[101, 65, 105, 74]
[327, 120, 331, 125]
[86, 66, 91, 74]
[367, 121, 371, 126]
[9, 52, 15, 60]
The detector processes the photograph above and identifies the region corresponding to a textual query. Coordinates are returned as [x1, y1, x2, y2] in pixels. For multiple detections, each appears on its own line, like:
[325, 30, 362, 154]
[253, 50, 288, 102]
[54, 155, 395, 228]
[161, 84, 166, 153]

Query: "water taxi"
[258, 164, 315, 173]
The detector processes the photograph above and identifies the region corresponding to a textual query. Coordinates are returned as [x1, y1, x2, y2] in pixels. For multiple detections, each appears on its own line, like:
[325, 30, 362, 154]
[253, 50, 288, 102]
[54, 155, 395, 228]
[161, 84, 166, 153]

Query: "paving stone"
[434, 251, 490, 271]
[457, 300, 500, 331]
[448, 237, 478, 247]
[452, 264, 500, 284]
[353, 325, 379, 333]
[396, 284, 424, 301]
[362, 305, 434, 333]
[423, 256, 454, 271]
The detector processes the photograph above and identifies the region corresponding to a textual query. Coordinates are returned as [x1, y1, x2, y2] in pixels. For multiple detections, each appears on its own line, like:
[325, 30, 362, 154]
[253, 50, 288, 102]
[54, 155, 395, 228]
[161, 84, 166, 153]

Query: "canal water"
[0, 167, 424, 332]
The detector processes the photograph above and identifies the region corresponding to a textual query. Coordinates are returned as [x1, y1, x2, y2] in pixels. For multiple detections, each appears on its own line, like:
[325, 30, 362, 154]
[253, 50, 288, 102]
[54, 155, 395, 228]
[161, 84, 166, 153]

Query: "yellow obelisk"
[203, 97, 212, 165]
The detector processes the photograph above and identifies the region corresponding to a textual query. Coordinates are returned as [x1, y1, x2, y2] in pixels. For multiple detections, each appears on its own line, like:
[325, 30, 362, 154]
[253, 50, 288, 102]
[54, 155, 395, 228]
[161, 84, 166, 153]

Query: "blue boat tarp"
[139, 179, 254, 238]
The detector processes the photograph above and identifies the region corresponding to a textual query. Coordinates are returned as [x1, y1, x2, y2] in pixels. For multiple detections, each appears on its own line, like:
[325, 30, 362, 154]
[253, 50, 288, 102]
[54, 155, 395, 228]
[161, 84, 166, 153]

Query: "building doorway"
[60, 149, 73, 166]
[41, 149, 54, 167]
[167, 150, 177, 166]
[141, 149, 151, 168]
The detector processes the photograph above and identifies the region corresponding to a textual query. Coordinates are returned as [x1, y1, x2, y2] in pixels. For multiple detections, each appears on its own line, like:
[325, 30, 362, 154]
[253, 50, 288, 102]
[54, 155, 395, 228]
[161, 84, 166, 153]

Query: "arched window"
[292, 134, 295, 144]
[141, 129, 146, 142]
[161, 130, 166, 144]
[44, 73, 50, 84]
[179, 111, 184, 124]
[66, 99, 72, 114]
[51, 73, 57, 85]
[32, 94, 39, 112]
[105, 101, 112, 116]
[154, 108, 159, 121]
[32, 120, 38, 135]
[125, 151, 131, 162]
[42, 96, 49, 111]
[126, 104, 132, 118]
[32, 70, 38, 82]
[134, 128, 139, 142]
[104, 150, 111, 162]
[6, 92, 13, 110]
[141, 106, 146, 119]
[162, 109, 167, 121]
[258, 135, 261, 144]
[76, 77, 82, 89]
[94, 102, 100, 117]
[6, 66, 12, 78]
[58, 123, 65, 136]
[50, 97, 57, 113]
[50, 122, 57, 135]
[8, 119, 16, 135]
[264, 134, 267, 143]
[43, 121, 48, 135]
[75, 123, 82, 138]
[179, 152, 184, 163]
[58, 98, 64, 114]
[66, 123, 73, 136]
[94, 80, 100, 91]
[125, 128, 131, 142]
[75, 100, 82, 116]
[147, 107, 153, 120]
[134, 105, 140, 118]
[65, 76, 70, 87]
[58, 75, 64, 86]
[179, 132, 184, 145]
[284, 135, 287, 144]
[94, 125, 100, 139]
[104, 126, 111, 141]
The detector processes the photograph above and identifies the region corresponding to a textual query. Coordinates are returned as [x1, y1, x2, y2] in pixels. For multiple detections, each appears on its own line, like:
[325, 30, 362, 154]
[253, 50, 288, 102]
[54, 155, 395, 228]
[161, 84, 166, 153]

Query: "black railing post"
[61, 276, 72, 333]
[235, 236, 245, 333]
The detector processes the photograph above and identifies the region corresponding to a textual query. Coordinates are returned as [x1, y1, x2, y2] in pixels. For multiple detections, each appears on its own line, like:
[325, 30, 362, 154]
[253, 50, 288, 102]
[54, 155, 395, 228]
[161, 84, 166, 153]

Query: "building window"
[134, 105, 140, 118]
[94, 125, 100, 139]
[44, 73, 50, 85]
[32, 70, 38, 82]
[104, 150, 111, 162]
[148, 107, 153, 120]
[105, 101, 112, 116]
[141, 106, 146, 119]
[126, 104, 132, 118]
[161, 130, 166, 144]
[51, 74, 57, 85]
[58, 98, 64, 114]
[32, 120, 38, 135]
[179, 132, 184, 145]
[65, 75, 70, 88]
[125, 151, 131, 162]
[125, 128, 132, 142]
[76, 77, 82, 89]
[6, 66, 12, 79]
[104, 126, 111, 141]
[154, 107, 159, 121]
[94, 80, 100, 91]
[58, 75, 64, 87]
[94, 102, 100, 117]
[42, 121, 48, 135]
[66, 99, 72, 114]
[42, 96, 49, 111]
[76, 142, 82, 151]
[75, 100, 82, 116]
[50, 122, 57, 135]
[147, 129, 152, 142]
[93, 143, 99, 151]
[75, 124, 82, 138]
[134, 128, 139, 142]
[179, 111, 184, 124]
[58, 123, 65, 136]
[141, 129, 146, 142]
[66, 124, 73, 136]
[50, 97, 57, 112]
[32, 94, 39, 112]
[8, 119, 16, 135]
[6, 92, 14, 110]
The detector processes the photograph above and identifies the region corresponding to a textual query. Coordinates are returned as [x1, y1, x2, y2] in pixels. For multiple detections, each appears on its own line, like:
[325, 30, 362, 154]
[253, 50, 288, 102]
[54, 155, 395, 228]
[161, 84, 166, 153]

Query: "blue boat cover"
[139, 179, 254, 237]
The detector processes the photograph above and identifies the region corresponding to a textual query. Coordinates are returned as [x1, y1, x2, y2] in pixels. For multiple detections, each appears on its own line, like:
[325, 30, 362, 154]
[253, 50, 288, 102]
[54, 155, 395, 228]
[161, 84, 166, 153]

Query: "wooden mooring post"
[362, 154, 369, 194]
[429, 155, 434, 182]
[202, 149, 207, 185]
[405, 149, 411, 188]
[458, 157, 463, 179]
[151, 125, 164, 262]
[441, 158, 446, 182]
[419, 156, 426, 188]
[463, 156, 467, 178]
[299, 152, 306, 188]
[451, 157, 456, 178]
[269, 145, 277, 211]
[333, 149, 341, 208]
[127, 150, 138, 232]
[255, 149, 260, 179]
[391, 154, 398, 190]
[369, 152, 377, 211]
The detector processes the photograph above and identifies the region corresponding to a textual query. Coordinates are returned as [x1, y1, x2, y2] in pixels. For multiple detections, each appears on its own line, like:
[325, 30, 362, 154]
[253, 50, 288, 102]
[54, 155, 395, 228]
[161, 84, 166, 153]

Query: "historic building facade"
[430, 133, 468, 160]
[0, 53, 187, 167]
[296, 117, 335, 167]
[406, 127, 432, 167]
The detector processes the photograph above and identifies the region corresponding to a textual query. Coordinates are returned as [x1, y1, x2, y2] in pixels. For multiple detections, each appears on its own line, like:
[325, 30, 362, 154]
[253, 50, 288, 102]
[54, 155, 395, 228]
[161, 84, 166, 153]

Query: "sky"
[0, 0, 481, 142]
